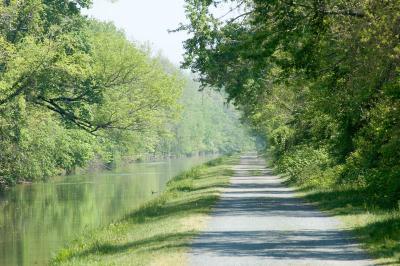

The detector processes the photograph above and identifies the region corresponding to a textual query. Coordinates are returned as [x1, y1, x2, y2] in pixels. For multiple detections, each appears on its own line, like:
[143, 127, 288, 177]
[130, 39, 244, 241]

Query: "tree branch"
[323, 9, 365, 18]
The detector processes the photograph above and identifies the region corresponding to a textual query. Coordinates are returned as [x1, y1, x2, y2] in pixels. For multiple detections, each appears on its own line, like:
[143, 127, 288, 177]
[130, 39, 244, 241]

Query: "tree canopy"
[0, 0, 253, 188]
[179, 0, 400, 207]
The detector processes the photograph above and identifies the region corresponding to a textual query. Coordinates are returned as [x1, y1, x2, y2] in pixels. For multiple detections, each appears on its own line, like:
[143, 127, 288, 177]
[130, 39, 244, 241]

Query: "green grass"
[292, 184, 400, 265]
[249, 169, 263, 176]
[51, 156, 237, 266]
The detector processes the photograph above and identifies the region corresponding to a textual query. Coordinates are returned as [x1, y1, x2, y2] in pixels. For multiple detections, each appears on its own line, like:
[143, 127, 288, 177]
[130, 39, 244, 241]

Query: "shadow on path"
[191, 229, 367, 261]
[189, 154, 375, 265]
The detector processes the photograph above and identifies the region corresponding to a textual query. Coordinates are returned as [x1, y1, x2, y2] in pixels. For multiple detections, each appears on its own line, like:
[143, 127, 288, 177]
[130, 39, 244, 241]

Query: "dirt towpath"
[189, 154, 374, 266]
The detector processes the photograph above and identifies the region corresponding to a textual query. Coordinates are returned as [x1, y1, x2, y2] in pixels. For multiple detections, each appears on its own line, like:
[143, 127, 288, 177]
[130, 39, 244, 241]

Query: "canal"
[0, 156, 213, 266]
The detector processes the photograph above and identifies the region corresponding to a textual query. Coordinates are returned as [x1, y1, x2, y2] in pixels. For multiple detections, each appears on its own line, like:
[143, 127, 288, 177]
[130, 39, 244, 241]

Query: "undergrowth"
[273, 146, 400, 265]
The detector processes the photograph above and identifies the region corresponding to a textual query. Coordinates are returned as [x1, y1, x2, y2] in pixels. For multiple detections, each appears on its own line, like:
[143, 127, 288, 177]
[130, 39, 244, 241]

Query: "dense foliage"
[157, 76, 253, 157]
[180, 0, 400, 207]
[0, 0, 251, 188]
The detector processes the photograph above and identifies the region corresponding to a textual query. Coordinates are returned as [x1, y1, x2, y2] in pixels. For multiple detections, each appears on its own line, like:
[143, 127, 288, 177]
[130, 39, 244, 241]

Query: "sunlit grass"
[51, 156, 237, 266]
[295, 186, 400, 265]
[248, 169, 263, 176]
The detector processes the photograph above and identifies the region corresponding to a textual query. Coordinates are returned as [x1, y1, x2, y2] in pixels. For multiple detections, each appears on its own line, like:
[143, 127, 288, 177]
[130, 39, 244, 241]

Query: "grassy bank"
[271, 146, 400, 265]
[51, 156, 237, 266]
[288, 182, 400, 265]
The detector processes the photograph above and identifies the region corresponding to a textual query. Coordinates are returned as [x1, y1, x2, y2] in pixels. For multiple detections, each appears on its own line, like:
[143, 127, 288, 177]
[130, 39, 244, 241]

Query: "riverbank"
[289, 181, 400, 265]
[52, 156, 238, 265]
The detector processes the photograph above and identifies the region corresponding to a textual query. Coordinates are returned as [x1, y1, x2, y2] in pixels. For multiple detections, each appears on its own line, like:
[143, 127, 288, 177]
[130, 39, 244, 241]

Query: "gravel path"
[189, 154, 374, 266]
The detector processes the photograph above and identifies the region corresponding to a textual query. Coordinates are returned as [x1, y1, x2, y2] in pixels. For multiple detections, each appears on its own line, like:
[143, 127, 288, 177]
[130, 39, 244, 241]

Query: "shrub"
[276, 145, 332, 185]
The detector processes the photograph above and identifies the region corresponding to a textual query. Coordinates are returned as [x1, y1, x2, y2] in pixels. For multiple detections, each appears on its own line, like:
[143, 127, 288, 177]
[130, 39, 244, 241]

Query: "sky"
[83, 0, 189, 65]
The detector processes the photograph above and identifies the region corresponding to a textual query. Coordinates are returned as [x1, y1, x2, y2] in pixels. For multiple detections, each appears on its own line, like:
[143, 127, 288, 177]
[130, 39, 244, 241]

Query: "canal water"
[0, 156, 213, 266]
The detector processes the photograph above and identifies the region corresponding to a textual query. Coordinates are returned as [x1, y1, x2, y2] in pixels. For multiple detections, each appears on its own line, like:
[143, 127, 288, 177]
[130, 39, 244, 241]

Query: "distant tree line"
[0, 1, 252, 188]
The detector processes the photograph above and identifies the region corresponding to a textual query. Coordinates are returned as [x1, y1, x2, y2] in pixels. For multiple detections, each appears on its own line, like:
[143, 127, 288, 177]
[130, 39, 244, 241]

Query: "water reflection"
[0, 156, 211, 266]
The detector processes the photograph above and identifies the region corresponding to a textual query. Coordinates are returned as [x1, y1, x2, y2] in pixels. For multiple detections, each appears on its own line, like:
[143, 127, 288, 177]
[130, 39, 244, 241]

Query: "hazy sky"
[84, 0, 189, 65]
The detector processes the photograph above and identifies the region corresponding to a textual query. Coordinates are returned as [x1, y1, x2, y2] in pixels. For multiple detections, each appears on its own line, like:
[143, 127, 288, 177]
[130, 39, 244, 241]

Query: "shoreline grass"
[287, 181, 400, 265]
[51, 156, 238, 266]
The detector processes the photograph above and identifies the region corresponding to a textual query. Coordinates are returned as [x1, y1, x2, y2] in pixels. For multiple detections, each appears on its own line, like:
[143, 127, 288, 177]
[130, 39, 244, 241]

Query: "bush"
[276, 145, 332, 185]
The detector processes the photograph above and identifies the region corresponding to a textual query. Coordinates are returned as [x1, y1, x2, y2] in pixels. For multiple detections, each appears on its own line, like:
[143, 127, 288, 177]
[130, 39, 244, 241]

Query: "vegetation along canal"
[0, 156, 213, 266]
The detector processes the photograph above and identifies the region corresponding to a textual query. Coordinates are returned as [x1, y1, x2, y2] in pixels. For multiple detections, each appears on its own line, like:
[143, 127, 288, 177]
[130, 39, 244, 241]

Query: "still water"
[0, 156, 212, 266]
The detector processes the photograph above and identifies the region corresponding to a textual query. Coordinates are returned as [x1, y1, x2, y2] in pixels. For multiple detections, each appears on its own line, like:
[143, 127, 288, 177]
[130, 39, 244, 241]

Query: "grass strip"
[51, 156, 238, 266]
[291, 183, 400, 265]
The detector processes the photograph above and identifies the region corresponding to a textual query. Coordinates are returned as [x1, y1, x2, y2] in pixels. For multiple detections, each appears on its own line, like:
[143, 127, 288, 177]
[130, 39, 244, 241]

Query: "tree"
[179, 0, 400, 206]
